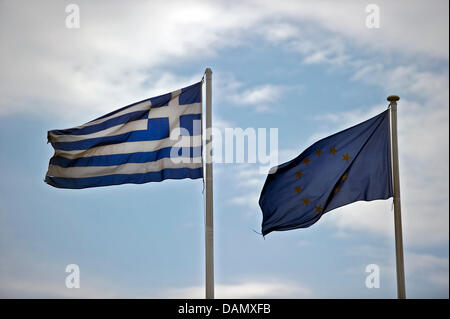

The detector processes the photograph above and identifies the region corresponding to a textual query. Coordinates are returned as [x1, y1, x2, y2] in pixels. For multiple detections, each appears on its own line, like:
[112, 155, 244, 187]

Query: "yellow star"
[315, 149, 322, 157]
[303, 157, 311, 165]
[295, 186, 302, 194]
[342, 153, 351, 163]
[295, 171, 303, 179]
[302, 198, 310, 206]
[315, 205, 323, 213]
[329, 146, 337, 155]
[333, 187, 339, 194]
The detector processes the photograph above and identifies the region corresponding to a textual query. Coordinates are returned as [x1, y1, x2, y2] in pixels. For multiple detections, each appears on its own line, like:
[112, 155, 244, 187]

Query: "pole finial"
[387, 95, 400, 102]
[205, 68, 212, 75]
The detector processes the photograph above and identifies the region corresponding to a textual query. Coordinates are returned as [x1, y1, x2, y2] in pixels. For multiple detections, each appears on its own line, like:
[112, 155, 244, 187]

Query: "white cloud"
[0, 0, 263, 120]
[163, 280, 312, 298]
[0, 255, 316, 298]
[229, 192, 261, 210]
[406, 252, 449, 275]
[0, 251, 121, 298]
[211, 117, 235, 131]
[0, 279, 120, 299]
[322, 200, 395, 239]
[403, 251, 448, 291]
[2, 0, 447, 120]
[257, 0, 449, 59]
[224, 165, 265, 215]
[347, 245, 449, 294]
[236, 85, 282, 105]
[228, 84, 284, 112]
[262, 23, 299, 43]
[300, 38, 349, 66]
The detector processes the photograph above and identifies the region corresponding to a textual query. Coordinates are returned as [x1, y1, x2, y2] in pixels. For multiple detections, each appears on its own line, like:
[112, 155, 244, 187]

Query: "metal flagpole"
[387, 95, 406, 299]
[205, 68, 214, 299]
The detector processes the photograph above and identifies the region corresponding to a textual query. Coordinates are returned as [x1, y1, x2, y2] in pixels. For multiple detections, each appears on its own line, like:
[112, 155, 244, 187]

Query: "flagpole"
[205, 68, 214, 299]
[387, 95, 406, 299]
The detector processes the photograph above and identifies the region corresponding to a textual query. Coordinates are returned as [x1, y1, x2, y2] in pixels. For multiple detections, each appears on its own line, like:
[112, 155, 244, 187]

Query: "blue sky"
[0, 0, 448, 298]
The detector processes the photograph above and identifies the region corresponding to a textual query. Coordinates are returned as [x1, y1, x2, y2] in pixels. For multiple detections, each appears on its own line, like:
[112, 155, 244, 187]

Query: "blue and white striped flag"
[45, 82, 203, 189]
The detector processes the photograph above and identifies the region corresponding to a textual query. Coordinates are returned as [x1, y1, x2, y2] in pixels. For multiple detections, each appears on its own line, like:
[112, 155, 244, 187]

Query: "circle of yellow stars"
[294, 146, 351, 214]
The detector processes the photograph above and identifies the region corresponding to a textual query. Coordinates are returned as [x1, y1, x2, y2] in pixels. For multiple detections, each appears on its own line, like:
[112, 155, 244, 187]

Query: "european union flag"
[259, 110, 393, 236]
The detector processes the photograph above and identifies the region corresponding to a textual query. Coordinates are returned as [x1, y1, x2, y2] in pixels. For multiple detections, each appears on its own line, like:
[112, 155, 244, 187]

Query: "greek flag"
[45, 82, 203, 189]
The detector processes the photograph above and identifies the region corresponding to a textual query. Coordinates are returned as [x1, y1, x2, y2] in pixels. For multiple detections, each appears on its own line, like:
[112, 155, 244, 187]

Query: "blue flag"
[45, 82, 203, 189]
[259, 110, 393, 236]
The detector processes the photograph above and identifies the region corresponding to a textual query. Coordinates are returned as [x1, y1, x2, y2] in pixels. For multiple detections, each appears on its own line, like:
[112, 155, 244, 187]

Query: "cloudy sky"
[0, 0, 448, 298]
